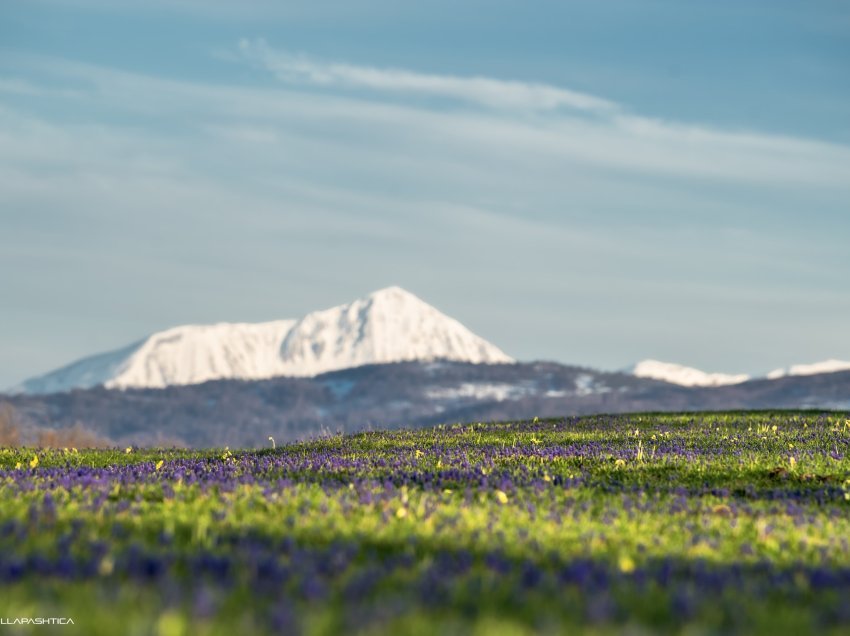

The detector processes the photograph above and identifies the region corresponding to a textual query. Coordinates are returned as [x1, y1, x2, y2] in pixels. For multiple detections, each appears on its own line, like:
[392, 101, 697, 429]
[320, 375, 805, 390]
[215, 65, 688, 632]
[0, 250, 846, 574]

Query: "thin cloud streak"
[228, 41, 850, 188]
[236, 38, 620, 114]
[2, 52, 850, 240]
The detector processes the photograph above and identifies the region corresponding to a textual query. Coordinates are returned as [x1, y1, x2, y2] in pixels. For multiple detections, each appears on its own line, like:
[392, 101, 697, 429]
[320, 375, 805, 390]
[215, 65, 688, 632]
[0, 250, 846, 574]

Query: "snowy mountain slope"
[12, 320, 297, 394]
[766, 359, 850, 379]
[107, 320, 297, 389]
[628, 359, 750, 387]
[10, 340, 147, 395]
[11, 287, 513, 394]
[277, 286, 511, 376]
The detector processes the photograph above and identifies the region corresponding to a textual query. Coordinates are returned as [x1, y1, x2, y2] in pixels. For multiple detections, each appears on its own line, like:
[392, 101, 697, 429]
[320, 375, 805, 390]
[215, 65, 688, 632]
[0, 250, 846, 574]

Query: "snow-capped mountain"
[766, 359, 850, 379]
[276, 286, 512, 375]
[628, 359, 750, 387]
[11, 287, 513, 394]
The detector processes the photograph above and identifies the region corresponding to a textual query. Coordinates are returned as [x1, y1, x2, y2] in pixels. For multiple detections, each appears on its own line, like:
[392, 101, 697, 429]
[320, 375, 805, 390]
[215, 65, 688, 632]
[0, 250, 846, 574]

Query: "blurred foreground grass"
[0, 411, 849, 635]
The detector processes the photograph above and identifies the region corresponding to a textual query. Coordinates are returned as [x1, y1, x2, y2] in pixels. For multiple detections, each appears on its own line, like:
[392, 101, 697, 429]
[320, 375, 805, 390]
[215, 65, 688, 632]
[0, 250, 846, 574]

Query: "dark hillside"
[3, 362, 848, 447]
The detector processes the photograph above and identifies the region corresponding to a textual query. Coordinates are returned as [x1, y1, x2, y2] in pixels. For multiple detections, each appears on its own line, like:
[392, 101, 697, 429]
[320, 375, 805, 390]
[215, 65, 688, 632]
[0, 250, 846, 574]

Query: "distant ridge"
[767, 359, 850, 379]
[10, 287, 513, 394]
[627, 359, 750, 387]
[6, 360, 849, 448]
[626, 358, 850, 387]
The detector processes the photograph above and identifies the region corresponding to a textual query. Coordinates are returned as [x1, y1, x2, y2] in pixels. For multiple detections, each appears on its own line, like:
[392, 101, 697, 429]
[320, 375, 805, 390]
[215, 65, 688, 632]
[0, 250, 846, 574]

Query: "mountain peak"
[364, 286, 431, 314]
[12, 288, 513, 394]
[276, 287, 512, 376]
[367, 285, 417, 300]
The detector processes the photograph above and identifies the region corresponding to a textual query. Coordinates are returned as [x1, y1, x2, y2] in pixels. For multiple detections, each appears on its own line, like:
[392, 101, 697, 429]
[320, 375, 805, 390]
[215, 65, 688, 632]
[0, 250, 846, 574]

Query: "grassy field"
[1, 412, 849, 635]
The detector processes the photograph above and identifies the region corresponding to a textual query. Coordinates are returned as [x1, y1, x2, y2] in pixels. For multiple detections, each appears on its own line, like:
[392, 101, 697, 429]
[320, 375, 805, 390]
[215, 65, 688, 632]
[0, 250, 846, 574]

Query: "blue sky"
[1, 0, 849, 388]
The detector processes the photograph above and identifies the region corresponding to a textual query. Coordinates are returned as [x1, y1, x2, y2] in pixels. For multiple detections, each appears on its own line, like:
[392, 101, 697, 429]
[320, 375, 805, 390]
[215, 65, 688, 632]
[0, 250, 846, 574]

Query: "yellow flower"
[614, 459, 626, 468]
[618, 554, 636, 574]
[155, 460, 164, 471]
[29, 455, 39, 468]
[124, 447, 132, 454]
[15, 462, 21, 470]
[494, 490, 509, 504]
[98, 556, 114, 576]
[712, 504, 733, 518]
[395, 507, 408, 519]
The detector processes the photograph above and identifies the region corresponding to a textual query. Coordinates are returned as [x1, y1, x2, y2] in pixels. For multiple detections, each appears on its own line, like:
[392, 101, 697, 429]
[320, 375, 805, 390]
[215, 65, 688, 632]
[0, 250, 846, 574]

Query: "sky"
[1, 0, 849, 389]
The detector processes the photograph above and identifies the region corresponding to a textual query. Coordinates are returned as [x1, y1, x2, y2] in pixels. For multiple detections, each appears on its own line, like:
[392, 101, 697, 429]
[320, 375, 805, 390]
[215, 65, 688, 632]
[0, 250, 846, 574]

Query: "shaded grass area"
[0, 411, 849, 634]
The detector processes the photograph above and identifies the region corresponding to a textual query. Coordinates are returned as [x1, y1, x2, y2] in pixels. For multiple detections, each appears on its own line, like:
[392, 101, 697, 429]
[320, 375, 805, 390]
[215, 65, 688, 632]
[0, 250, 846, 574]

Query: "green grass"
[0, 411, 849, 635]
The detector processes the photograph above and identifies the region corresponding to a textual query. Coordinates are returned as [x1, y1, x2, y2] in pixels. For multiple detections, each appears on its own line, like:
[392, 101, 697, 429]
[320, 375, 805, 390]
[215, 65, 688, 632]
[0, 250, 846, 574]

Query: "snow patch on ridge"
[425, 383, 524, 402]
[766, 359, 850, 379]
[575, 373, 610, 395]
[629, 359, 749, 387]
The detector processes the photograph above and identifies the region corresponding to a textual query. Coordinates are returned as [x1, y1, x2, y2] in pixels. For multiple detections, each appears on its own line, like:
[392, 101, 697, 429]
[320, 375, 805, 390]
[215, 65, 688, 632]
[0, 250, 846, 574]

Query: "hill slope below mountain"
[4, 361, 847, 447]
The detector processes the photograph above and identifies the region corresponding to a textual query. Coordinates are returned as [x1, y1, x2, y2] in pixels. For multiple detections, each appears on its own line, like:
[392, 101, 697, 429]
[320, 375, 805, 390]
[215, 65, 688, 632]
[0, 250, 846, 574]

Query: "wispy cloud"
[225, 40, 850, 189]
[236, 38, 619, 114]
[2, 45, 850, 385]
[2, 50, 849, 260]
[3, 51, 847, 311]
